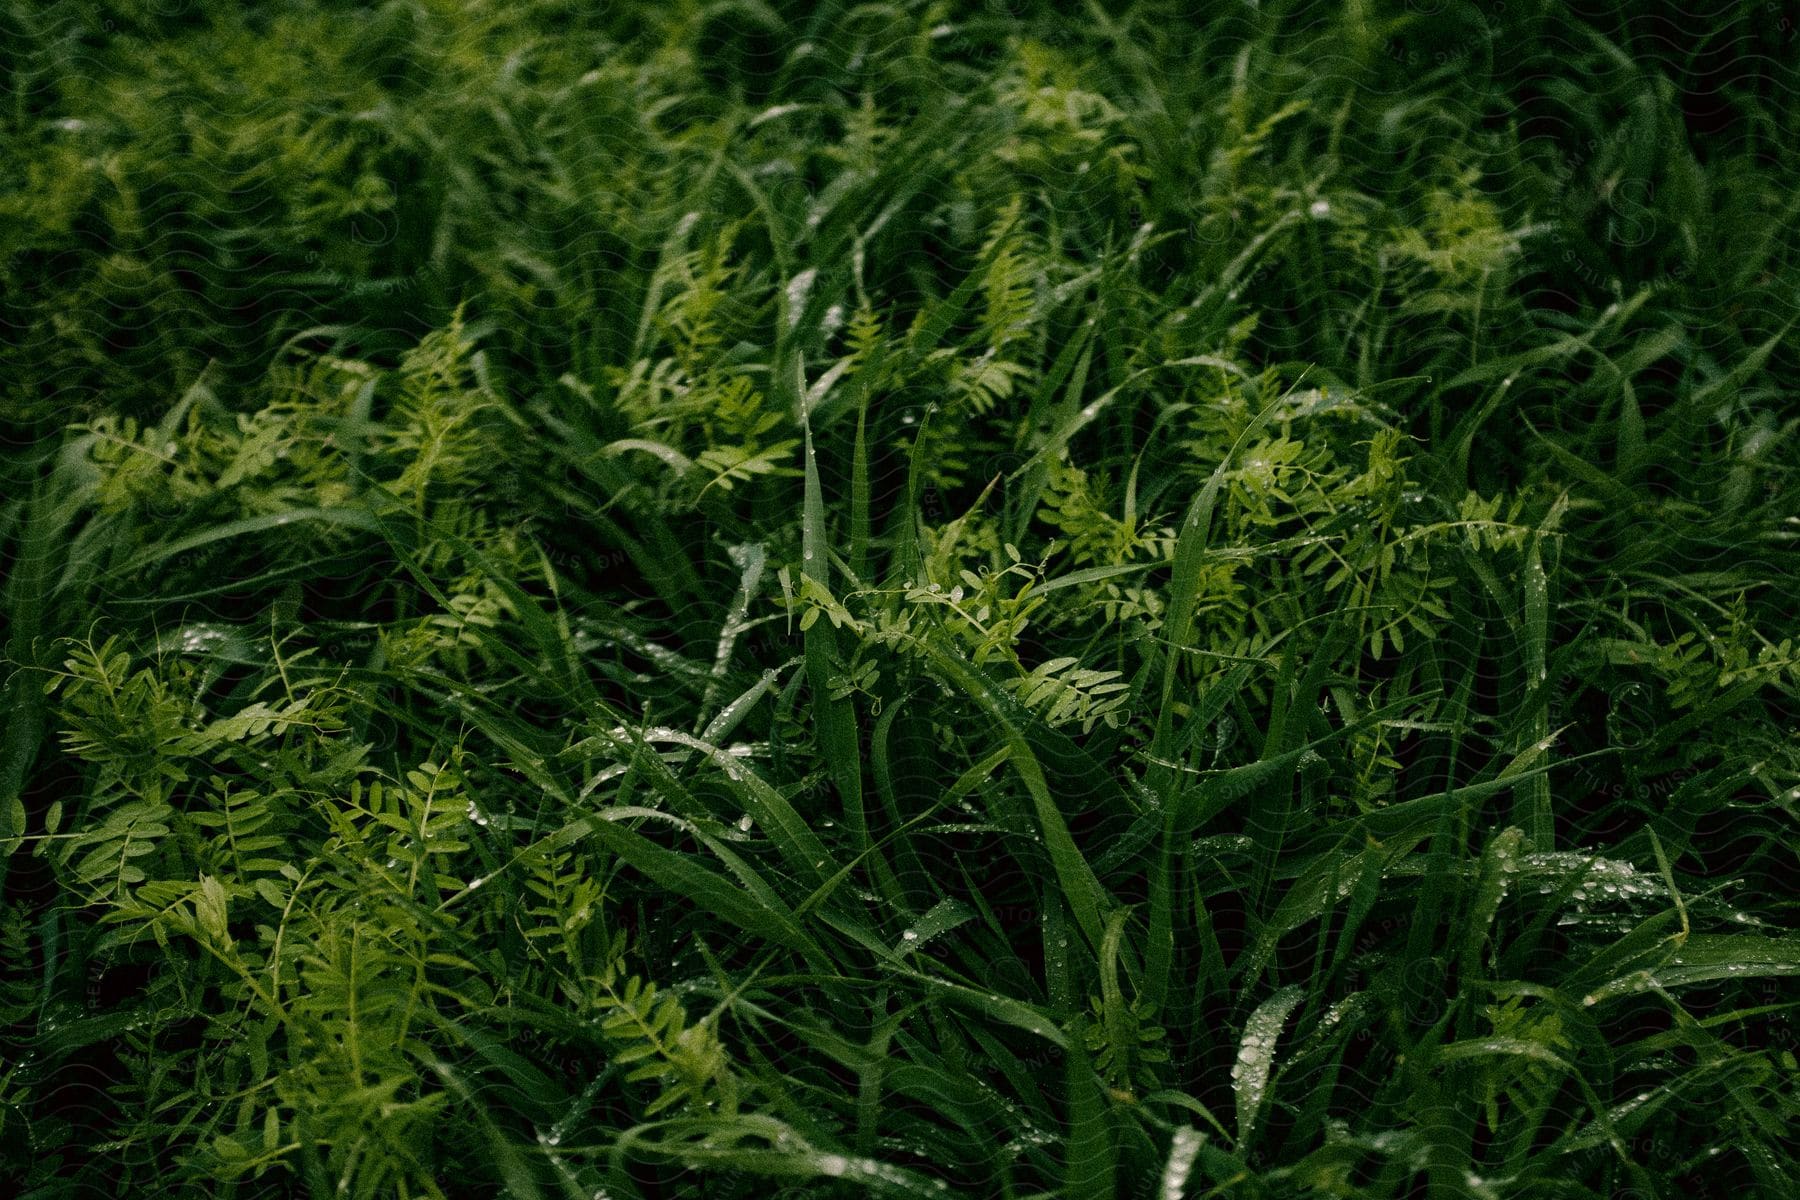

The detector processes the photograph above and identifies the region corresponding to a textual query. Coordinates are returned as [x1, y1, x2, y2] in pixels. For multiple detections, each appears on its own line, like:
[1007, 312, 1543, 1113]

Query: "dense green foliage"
[3, 1, 1797, 1196]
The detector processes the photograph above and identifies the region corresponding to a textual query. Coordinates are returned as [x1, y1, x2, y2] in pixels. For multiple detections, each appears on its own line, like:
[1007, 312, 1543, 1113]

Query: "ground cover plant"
[2, 1, 1797, 1196]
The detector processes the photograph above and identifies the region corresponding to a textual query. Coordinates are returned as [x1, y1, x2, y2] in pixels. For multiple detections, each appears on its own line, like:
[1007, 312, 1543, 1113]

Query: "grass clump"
[2, 2, 1796, 1197]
